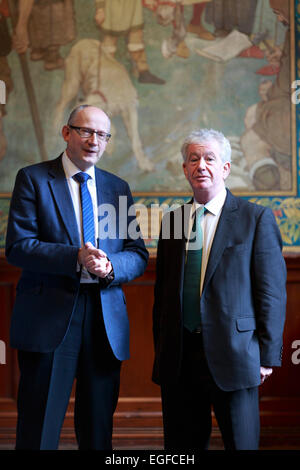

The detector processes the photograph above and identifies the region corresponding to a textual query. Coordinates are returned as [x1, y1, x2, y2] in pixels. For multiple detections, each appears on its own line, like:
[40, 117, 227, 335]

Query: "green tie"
[183, 207, 205, 332]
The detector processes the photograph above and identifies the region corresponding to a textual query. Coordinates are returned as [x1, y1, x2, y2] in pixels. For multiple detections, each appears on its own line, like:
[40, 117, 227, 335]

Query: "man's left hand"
[260, 366, 273, 384]
[81, 242, 112, 278]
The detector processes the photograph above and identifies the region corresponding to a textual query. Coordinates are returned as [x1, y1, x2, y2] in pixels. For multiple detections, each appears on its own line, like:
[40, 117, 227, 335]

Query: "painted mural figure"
[155, 0, 214, 59]
[205, 0, 258, 37]
[240, 0, 291, 191]
[186, 1, 215, 39]
[13, 0, 76, 70]
[54, 38, 155, 172]
[95, 0, 165, 84]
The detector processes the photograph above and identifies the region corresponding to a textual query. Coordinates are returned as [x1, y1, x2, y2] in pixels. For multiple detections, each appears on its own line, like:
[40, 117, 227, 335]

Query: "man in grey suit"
[152, 128, 286, 450]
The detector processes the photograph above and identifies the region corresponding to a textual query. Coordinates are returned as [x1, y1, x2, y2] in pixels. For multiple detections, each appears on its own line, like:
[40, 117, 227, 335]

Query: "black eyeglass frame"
[69, 125, 111, 142]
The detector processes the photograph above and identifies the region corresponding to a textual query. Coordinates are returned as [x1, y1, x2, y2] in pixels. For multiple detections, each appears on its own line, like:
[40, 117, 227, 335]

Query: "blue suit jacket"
[152, 190, 287, 391]
[6, 155, 148, 360]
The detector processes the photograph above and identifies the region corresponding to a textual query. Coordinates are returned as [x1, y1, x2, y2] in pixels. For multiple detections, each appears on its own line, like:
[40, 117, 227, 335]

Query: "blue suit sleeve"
[5, 168, 79, 277]
[107, 182, 148, 285]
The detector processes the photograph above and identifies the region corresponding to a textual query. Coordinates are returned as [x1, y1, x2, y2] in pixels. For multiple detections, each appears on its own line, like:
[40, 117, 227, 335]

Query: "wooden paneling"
[0, 257, 19, 445]
[0, 255, 300, 448]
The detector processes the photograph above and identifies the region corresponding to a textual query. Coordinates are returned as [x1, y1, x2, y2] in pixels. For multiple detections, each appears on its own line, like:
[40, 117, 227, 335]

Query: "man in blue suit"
[6, 104, 148, 450]
[152, 129, 286, 450]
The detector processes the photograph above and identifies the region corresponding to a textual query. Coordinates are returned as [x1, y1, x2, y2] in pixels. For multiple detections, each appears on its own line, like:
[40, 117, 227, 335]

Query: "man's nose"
[87, 132, 98, 144]
[197, 157, 206, 170]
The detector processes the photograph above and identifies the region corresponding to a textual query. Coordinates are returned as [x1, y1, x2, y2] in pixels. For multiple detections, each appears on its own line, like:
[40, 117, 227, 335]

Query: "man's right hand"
[78, 242, 112, 278]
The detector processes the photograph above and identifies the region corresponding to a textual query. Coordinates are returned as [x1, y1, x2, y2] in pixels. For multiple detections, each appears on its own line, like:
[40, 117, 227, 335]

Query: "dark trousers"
[161, 329, 260, 450]
[16, 284, 121, 450]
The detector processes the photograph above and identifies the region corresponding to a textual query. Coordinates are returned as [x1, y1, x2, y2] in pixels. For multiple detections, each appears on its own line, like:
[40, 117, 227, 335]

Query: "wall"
[1, 254, 300, 449]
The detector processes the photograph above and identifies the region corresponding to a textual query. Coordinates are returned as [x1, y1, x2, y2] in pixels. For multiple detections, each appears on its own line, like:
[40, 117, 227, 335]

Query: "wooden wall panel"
[0, 255, 300, 448]
[257, 257, 300, 430]
[0, 258, 19, 444]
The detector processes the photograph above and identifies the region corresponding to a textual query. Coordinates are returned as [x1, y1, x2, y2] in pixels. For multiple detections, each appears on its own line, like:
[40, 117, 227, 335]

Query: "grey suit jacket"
[152, 189, 286, 391]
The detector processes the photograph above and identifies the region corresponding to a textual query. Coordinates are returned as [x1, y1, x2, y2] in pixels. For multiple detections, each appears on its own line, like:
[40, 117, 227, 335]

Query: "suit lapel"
[182, 199, 193, 256]
[178, 202, 192, 304]
[95, 168, 113, 252]
[48, 155, 81, 246]
[202, 190, 239, 293]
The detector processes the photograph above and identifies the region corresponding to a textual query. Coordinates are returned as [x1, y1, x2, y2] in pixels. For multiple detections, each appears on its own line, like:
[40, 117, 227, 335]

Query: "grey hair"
[67, 104, 110, 130]
[181, 128, 231, 163]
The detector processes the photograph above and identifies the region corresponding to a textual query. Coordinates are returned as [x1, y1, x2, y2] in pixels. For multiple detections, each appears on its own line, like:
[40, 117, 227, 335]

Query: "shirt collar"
[192, 187, 227, 217]
[62, 151, 95, 181]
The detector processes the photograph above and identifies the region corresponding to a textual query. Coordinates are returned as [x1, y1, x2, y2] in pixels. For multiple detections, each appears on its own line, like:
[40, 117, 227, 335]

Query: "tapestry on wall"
[0, 0, 298, 252]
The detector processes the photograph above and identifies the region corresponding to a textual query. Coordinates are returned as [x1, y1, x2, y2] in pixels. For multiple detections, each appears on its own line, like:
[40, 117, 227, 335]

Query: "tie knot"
[194, 206, 207, 220]
[73, 172, 91, 184]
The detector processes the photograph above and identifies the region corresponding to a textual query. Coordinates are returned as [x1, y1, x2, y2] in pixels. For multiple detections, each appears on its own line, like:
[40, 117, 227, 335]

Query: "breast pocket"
[206, 244, 249, 314]
[223, 243, 246, 255]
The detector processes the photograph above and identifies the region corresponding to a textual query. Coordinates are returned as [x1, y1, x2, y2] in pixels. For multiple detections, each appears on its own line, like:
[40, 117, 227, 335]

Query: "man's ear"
[182, 161, 188, 180]
[61, 125, 70, 143]
[223, 161, 231, 180]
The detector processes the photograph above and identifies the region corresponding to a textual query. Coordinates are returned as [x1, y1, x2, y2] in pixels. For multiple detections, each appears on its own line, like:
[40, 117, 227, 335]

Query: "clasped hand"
[78, 242, 112, 278]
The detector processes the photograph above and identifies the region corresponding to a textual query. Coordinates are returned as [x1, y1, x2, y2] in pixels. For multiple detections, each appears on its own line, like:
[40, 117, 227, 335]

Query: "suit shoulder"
[17, 157, 60, 177]
[96, 167, 130, 192]
[230, 193, 271, 216]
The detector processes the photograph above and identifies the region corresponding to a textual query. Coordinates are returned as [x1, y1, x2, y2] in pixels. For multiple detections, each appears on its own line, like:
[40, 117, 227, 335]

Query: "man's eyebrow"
[189, 150, 216, 158]
[81, 127, 107, 133]
[205, 151, 216, 157]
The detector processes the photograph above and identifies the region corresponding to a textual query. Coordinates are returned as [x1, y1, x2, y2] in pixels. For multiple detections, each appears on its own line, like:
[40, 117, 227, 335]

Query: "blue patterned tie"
[73, 172, 95, 247]
[183, 207, 205, 332]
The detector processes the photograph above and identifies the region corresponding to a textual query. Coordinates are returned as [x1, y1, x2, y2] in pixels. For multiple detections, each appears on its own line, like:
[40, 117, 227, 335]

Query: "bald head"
[67, 105, 110, 130]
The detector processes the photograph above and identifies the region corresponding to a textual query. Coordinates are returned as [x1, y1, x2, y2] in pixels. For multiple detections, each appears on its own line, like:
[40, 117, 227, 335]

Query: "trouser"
[102, 29, 148, 73]
[16, 284, 121, 450]
[161, 329, 260, 450]
[189, 3, 208, 26]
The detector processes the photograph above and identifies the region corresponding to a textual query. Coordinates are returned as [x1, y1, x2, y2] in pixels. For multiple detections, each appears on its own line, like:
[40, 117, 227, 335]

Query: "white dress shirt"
[62, 151, 99, 283]
[186, 187, 227, 294]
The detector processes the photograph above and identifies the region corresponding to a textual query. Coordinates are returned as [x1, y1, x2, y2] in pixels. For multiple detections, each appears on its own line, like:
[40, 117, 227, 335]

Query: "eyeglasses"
[69, 125, 111, 142]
